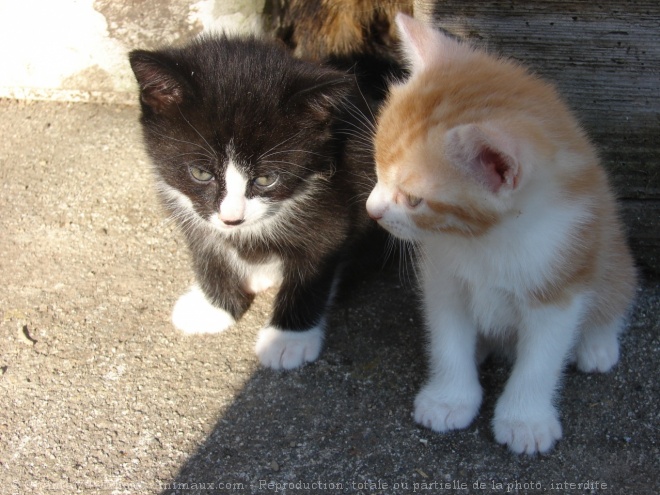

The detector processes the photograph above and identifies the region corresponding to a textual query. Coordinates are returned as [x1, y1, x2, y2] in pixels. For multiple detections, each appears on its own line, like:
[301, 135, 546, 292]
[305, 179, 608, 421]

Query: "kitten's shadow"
[158, 246, 437, 491]
[157, 256, 657, 493]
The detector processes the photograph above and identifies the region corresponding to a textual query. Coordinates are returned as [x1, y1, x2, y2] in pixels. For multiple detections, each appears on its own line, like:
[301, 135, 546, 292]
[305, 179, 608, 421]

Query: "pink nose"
[366, 201, 385, 220]
[219, 197, 245, 227]
[366, 202, 385, 221]
[366, 187, 386, 221]
[367, 209, 382, 221]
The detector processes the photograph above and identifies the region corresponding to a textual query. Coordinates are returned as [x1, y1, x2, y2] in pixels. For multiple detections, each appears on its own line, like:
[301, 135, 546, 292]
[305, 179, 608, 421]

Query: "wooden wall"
[425, 1, 659, 277]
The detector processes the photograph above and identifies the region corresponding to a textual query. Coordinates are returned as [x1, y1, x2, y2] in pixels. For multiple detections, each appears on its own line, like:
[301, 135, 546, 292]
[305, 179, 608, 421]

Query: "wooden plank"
[425, 1, 660, 276]
[426, 1, 660, 199]
[621, 200, 660, 278]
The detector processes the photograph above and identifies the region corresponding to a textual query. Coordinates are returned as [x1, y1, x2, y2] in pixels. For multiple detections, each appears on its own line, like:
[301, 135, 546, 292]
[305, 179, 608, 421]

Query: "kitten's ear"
[395, 13, 456, 72]
[445, 124, 520, 194]
[129, 50, 185, 114]
[287, 72, 353, 121]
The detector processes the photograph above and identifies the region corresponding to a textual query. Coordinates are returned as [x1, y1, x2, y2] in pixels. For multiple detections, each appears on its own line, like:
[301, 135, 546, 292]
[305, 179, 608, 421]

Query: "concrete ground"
[1, 98, 658, 495]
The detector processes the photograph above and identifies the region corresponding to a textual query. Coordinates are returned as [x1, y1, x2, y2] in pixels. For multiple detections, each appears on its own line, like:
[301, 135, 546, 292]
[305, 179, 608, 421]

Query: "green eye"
[254, 175, 278, 188]
[406, 194, 423, 208]
[189, 166, 214, 182]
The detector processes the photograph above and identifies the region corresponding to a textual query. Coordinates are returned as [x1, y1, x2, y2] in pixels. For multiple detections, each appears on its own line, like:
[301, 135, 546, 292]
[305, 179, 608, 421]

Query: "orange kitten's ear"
[445, 124, 520, 194]
[395, 13, 458, 72]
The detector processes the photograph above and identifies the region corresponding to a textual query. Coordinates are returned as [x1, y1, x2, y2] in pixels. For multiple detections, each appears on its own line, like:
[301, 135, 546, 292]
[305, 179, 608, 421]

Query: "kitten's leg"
[256, 325, 325, 370]
[172, 250, 254, 335]
[575, 316, 624, 373]
[255, 264, 338, 370]
[172, 285, 237, 334]
[414, 275, 483, 432]
[493, 298, 583, 454]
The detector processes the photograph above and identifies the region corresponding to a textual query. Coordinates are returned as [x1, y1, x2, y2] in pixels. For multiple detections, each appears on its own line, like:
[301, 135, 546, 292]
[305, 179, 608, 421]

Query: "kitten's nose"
[367, 209, 383, 221]
[219, 195, 246, 227]
[366, 189, 385, 220]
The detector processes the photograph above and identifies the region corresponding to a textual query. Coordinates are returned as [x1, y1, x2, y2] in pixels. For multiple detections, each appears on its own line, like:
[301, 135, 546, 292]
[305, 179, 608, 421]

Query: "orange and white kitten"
[366, 14, 637, 454]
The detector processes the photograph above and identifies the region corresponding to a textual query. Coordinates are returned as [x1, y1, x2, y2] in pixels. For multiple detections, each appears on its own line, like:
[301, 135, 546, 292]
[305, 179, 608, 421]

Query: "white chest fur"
[215, 240, 284, 294]
[241, 255, 284, 294]
[421, 198, 586, 335]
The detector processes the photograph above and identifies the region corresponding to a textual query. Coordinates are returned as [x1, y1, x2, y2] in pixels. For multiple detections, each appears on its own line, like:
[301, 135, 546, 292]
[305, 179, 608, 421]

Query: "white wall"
[0, 0, 265, 104]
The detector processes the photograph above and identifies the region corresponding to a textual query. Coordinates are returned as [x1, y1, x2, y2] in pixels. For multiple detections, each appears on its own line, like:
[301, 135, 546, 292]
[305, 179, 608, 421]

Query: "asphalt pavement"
[1, 99, 658, 494]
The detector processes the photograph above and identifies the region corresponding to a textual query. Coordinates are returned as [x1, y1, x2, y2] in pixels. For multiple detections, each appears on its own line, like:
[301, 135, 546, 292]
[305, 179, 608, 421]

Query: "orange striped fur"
[371, 16, 636, 315]
[365, 13, 637, 454]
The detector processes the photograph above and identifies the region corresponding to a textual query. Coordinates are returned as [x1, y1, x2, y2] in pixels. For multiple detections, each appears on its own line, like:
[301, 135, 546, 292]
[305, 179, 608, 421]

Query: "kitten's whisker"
[333, 116, 374, 136]
[260, 160, 336, 182]
[185, 158, 214, 166]
[261, 159, 316, 169]
[259, 149, 330, 161]
[176, 106, 218, 159]
[398, 239, 408, 286]
[335, 127, 373, 141]
[344, 96, 376, 134]
[385, 236, 419, 289]
[148, 128, 215, 160]
[403, 241, 413, 287]
[259, 168, 309, 183]
[407, 241, 421, 287]
[382, 235, 398, 269]
[346, 68, 377, 124]
[335, 132, 374, 150]
[335, 116, 375, 139]
[257, 130, 306, 161]
[171, 151, 214, 161]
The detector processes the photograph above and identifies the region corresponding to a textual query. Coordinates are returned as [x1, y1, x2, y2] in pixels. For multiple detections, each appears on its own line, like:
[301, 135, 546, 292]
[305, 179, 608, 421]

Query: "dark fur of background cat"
[266, 0, 414, 61]
[265, 0, 430, 106]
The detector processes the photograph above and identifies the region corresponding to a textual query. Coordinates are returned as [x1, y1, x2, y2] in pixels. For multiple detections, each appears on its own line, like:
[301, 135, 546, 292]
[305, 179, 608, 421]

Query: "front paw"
[171, 286, 235, 335]
[493, 403, 562, 455]
[576, 332, 620, 373]
[413, 384, 481, 432]
[255, 325, 324, 370]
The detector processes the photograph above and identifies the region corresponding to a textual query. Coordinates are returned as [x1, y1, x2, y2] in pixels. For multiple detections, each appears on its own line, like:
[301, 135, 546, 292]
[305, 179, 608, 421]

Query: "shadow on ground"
[162, 263, 660, 495]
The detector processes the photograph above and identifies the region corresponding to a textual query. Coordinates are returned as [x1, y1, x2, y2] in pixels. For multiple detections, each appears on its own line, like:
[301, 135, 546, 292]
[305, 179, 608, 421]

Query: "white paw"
[171, 285, 235, 335]
[413, 383, 481, 432]
[255, 325, 324, 370]
[493, 405, 562, 455]
[576, 333, 620, 373]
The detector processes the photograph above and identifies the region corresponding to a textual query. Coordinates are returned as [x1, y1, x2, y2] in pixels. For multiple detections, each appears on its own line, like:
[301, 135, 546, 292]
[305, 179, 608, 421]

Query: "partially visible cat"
[267, 0, 415, 62]
[267, 0, 426, 110]
[366, 14, 637, 454]
[129, 35, 375, 370]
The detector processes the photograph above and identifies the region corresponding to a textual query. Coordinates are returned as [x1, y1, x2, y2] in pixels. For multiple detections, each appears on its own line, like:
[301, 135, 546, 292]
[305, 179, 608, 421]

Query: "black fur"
[129, 35, 375, 334]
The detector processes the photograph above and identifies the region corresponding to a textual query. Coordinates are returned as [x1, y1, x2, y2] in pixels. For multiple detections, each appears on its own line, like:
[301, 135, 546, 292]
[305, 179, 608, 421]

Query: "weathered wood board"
[426, 1, 659, 276]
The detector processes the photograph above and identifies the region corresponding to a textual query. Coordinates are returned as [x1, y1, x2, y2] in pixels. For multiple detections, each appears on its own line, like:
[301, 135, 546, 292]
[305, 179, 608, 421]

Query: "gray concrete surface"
[1, 99, 658, 495]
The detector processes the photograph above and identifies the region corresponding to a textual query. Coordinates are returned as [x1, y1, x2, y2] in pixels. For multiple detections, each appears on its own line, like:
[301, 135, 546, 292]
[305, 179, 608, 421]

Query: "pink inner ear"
[445, 123, 520, 194]
[477, 146, 516, 192]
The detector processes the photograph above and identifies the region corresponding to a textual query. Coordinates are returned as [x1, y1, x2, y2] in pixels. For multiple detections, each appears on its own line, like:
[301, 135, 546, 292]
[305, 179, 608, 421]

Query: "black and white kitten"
[129, 36, 375, 370]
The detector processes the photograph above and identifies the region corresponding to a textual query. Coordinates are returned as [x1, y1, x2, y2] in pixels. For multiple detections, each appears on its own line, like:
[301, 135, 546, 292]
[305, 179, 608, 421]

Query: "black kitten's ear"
[287, 71, 354, 121]
[129, 50, 185, 114]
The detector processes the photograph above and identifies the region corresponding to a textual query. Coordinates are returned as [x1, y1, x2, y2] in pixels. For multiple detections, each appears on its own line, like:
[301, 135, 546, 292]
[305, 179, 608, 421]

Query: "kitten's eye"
[253, 175, 278, 188]
[406, 194, 423, 208]
[189, 166, 214, 182]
